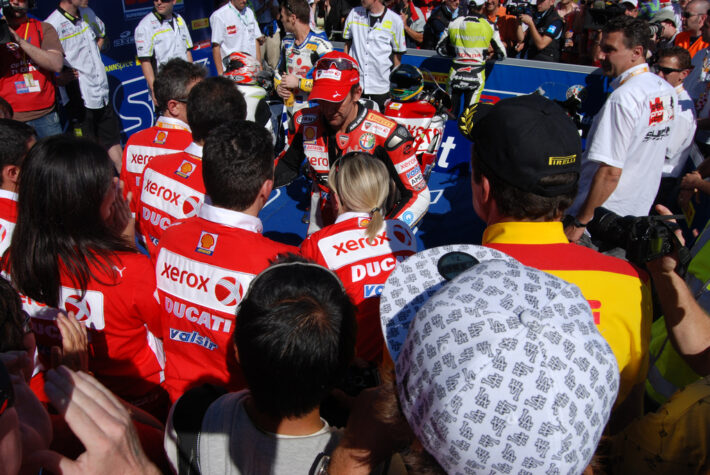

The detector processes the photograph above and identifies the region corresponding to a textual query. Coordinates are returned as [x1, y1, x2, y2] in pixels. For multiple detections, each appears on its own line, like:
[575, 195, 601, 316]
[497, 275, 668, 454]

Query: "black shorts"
[71, 104, 122, 148]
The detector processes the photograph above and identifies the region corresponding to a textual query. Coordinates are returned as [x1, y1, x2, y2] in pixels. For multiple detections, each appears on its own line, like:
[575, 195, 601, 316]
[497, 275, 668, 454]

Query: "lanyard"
[229, 2, 251, 28]
[617, 65, 649, 87]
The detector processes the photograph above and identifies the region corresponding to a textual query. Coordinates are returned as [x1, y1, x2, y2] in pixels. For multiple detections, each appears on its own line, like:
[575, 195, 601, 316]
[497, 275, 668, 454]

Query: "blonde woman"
[301, 152, 417, 363]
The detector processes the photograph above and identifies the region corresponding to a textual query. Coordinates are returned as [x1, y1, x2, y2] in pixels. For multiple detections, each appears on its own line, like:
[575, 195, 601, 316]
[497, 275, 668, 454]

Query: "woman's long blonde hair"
[328, 153, 391, 240]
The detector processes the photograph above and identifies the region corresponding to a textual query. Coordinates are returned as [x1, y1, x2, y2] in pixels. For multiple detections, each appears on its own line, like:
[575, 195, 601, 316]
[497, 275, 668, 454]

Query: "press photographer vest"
[526, 7, 562, 62]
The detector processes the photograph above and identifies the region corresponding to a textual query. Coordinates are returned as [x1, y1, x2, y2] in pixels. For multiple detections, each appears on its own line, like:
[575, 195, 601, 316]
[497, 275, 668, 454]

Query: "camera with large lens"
[0, 0, 12, 46]
[648, 22, 663, 38]
[585, 207, 684, 267]
[507, 0, 533, 16]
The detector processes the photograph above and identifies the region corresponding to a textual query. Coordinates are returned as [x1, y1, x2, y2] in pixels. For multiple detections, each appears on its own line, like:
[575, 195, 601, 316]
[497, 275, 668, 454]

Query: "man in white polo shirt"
[210, 0, 263, 75]
[135, 0, 194, 99]
[343, 0, 406, 110]
[565, 16, 677, 245]
[46, 0, 124, 172]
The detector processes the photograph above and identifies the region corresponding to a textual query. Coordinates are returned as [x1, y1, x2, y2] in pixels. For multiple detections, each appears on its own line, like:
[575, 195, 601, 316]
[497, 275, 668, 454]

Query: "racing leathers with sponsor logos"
[384, 99, 447, 180]
[119, 116, 192, 218]
[21, 252, 165, 410]
[137, 142, 205, 258]
[436, 13, 505, 108]
[275, 103, 430, 234]
[0, 190, 18, 257]
[300, 212, 417, 363]
[278, 30, 333, 125]
[155, 203, 297, 401]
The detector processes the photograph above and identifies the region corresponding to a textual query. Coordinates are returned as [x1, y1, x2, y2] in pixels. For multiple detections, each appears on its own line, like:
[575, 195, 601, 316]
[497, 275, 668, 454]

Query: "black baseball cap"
[470, 94, 581, 197]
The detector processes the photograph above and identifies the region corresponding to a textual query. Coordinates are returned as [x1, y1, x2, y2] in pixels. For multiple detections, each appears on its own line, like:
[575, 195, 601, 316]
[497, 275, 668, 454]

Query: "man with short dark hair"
[275, 51, 430, 233]
[0, 0, 64, 138]
[515, 0, 564, 62]
[566, 16, 677, 243]
[0, 119, 35, 255]
[154, 122, 297, 403]
[469, 93, 653, 432]
[165, 256, 353, 473]
[120, 59, 206, 219]
[137, 77, 246, 258]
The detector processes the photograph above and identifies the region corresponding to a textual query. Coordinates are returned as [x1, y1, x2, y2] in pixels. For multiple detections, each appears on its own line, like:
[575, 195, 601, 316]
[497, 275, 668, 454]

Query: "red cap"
[309, 52, 360, 102]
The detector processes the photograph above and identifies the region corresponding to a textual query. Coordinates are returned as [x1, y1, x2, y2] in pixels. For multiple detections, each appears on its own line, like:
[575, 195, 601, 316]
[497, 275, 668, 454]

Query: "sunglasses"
[682, 11, 702, 18]
[315, 57, 359, 71]
[0, 361, 14, 419]
[653, 64, 685, 74]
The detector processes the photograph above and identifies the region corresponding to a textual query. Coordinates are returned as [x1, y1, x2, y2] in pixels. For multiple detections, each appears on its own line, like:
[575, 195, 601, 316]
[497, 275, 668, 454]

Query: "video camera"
[584, 207, 690, 270]
[507, 0, 533, 16]
[581, 0, 625, 30]
[0, 0, 35, 45]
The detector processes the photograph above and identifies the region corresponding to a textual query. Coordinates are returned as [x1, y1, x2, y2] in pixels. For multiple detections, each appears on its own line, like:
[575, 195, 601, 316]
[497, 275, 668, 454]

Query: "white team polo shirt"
[135, 12, 193, 69]
[343, 7, 406, 95]
[571, 63, 678, 217]
[210, 2, 262, 61]
[46, 8, 109, 109]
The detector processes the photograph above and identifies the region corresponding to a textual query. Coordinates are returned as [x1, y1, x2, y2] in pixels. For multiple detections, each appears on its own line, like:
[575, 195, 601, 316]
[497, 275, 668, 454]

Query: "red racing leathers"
[21, 252, 164, 404]
[0, 190, 18, 257]
[155, 203, 297, 401]
[384, 99, 446, 180]
[275, 103, 430, 233]
[120, 116, 192, 216]
[137, 143, 205, 258]
[300, 212, 417, 362]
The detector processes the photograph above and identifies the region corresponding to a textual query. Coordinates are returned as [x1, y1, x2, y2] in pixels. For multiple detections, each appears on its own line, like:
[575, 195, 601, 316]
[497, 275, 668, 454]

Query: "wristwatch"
[571, 217, 587, 228]
[314, 453, 330, 475]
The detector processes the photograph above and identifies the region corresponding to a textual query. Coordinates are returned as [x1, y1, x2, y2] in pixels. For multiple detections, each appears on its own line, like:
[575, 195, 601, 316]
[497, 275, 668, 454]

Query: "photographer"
[0, 0, 63, 138]
[515, 0, 564, 62]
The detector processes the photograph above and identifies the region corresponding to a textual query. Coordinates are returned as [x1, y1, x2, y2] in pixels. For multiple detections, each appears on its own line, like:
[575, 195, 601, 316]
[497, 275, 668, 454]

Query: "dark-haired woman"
[7, 136, 167, 417]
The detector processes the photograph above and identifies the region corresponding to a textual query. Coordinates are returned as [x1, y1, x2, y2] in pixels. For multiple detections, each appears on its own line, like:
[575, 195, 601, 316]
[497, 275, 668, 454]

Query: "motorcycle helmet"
[390, 64, 424, 102]
[224, 52, 260, 85]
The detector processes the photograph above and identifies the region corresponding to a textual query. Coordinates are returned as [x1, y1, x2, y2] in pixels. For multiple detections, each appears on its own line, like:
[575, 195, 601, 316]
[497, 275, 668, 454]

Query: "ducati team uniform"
[135, 10, 193, 70]
[483, 221, 653, 407]
[0, 17, 63, 128]
[138, 142, 206, 258]
[120, 116, 193, 217]
[275, 103, 430, 232]
[570, 63, 678, 218]
[342, 7, 407, 96]
[0, 190, 18, 257]
[300, 212, 417, 362]
[278, 30, 333, 119]
[384, 99, 446, 179]
[210, 2, 262, 61]
[21, 252, 165, 410]
[155, 203, 297, 401]
[436, 13, 505, 107]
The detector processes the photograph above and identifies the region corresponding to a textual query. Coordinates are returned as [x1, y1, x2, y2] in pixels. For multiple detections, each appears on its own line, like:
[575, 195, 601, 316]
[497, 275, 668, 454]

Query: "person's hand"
[518, 14, 533, 26]
[35, 367, 161, 475]
[276, 82, 293, 100]
[281, 73, 300, 89]
[0, 350, 32, 379]
[515, 41, 525, 52]
[56, 68, 79, 86]
[400, 11, 409, 23]
[646, 204, 685, 276]
[105, 178, 135, 245]
[258, 35, 266, 45]
[681, 171, 704, 190]
[51, 312, 89, 373]
[9, 370, 53, 474]
[564, 224, 586, 243]
[7, 25, 21, 44]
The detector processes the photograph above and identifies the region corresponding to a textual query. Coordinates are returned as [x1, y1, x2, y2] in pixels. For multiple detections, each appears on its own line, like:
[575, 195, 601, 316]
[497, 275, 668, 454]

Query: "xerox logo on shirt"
[141, 169, 204, 219]
[318, 224, 415, 269]
[24, 287, 106, 331]
[156, 249, 254, 314]
[125, 145, 179, 174]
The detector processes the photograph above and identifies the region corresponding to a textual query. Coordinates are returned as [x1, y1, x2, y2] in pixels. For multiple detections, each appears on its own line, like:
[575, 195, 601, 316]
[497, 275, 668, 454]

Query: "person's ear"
[2, 165, 19, 188]
[259, 179, 273, 206]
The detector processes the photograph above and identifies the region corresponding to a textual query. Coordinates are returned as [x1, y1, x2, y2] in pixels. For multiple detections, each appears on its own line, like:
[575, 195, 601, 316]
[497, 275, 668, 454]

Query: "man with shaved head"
[675, 0, 710, 57]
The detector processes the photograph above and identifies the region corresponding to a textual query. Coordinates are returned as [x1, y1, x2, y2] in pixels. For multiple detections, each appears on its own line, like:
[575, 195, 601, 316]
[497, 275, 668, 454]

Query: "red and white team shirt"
[155, 203, 297, 401]
[22, 251, 164, 400]
[120, 116, 192, 215]
[137, 142, 205, 258]
[0, 190, 18, 257]
[300, 212, 417, 362]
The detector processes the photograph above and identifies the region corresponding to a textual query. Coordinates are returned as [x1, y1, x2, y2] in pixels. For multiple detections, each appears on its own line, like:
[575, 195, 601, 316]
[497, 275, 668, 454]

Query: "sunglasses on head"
[315, 57, 359, 72]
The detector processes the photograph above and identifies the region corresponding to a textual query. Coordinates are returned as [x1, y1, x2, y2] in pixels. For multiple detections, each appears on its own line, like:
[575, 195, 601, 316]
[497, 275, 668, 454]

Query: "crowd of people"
[3, 0, 710, 474]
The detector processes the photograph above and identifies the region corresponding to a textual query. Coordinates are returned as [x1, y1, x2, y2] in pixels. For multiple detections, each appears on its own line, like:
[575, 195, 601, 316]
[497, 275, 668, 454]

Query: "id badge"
[15, 73, 40, 94]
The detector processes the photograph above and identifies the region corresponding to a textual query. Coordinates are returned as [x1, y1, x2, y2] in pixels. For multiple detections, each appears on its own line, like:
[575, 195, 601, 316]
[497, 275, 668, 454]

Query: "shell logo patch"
[195, 231, 218, 255]
[153, 130, 168, 145]
[175, 160, 195, 179]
